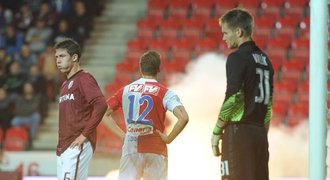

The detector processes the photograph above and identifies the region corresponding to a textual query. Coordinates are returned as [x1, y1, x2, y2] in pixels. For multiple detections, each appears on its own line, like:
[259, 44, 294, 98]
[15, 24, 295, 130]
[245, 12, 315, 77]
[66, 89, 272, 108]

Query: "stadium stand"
[102, 0, 312, 145]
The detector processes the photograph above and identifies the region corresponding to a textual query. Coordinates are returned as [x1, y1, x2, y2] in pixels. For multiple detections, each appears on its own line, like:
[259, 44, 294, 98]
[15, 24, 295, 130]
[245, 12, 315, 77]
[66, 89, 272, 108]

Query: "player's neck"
[67, 65, 81, 79]
[142, 74, 157, 80]
[238, 36, 252, 47]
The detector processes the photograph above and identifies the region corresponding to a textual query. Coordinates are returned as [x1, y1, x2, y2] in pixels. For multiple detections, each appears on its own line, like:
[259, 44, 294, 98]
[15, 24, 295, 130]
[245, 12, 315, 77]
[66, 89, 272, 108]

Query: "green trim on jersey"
[264, 98, 273, 125]
[218, 89, 245, 122]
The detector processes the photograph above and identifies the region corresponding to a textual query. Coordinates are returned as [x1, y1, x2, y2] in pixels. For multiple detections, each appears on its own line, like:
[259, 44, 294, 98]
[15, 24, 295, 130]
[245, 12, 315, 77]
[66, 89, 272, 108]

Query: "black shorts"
[221, 123, 269, 180]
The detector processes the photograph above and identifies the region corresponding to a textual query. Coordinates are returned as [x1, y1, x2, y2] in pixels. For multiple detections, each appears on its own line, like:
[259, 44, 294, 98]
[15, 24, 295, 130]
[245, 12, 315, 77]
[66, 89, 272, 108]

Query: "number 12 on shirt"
[127, 94, 154, 125]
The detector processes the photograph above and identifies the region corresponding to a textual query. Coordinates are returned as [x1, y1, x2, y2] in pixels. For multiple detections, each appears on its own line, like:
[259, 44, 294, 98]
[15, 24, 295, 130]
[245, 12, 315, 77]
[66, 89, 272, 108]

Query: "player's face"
[55, 48, 75, 74]
[221, 22, 239, 49]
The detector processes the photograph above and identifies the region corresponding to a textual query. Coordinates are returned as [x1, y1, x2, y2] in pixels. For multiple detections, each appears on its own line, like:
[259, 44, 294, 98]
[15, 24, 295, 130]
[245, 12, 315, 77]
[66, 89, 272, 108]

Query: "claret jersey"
[57, 70, 107, 156]
[107, 78, 182, 157]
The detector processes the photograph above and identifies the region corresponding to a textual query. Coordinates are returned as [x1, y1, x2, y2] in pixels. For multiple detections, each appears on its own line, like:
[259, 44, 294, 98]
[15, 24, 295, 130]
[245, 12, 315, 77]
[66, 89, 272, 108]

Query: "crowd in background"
[0, 0, 104, 150]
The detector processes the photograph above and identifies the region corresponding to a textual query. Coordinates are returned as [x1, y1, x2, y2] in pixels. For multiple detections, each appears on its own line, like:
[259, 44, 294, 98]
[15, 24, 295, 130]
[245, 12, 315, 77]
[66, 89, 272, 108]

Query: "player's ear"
[236, 28, 243, 37]
[72, 54, 78, 62]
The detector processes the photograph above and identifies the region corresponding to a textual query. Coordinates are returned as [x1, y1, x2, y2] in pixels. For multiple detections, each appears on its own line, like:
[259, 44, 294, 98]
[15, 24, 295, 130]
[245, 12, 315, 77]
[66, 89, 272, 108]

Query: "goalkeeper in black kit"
[211, 8, 274, 180]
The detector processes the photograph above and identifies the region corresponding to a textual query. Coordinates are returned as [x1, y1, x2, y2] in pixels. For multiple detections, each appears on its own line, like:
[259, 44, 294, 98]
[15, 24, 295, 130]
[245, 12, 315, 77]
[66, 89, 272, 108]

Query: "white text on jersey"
[59, 93, 75, 103]
[252, 54, 268, 66]
[128, 84, 160, 95]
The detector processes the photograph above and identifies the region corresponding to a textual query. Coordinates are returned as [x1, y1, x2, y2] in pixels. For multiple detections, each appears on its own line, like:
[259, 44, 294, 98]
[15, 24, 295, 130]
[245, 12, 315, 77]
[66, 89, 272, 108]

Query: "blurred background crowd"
[0, 0, 105, 150]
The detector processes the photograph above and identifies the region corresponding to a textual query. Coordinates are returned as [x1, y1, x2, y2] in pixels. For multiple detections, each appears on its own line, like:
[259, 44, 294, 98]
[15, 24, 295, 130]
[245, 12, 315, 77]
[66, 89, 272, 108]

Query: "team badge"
[68, 80, 74, 89]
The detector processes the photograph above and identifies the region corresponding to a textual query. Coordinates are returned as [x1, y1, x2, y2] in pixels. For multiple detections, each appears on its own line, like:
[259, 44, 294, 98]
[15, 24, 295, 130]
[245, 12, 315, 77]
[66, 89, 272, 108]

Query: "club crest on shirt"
[68, 80, 74, 89]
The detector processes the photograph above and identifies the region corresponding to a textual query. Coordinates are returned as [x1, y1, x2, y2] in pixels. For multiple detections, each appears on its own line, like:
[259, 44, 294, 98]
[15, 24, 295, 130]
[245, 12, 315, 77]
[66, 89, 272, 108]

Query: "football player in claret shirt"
[211, 8, 274, 180]
[54, 38, 107, 180]
[103, 50, 189, 180]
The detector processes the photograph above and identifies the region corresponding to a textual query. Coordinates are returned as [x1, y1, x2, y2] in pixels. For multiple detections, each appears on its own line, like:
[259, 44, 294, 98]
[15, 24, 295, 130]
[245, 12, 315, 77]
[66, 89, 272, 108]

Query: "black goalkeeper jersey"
[219, 41, 274, 126]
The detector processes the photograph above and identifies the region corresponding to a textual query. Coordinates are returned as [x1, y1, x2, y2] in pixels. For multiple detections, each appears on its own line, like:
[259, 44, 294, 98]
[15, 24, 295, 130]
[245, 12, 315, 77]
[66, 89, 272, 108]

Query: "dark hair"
[140, 50, 161, 76]
[54, 38, 81, 60]
[220, 8, 254, 37]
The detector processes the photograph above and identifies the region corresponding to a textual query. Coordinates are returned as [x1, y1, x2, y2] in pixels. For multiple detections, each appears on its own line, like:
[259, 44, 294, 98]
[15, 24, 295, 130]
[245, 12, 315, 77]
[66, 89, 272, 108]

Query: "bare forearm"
[103, 108, 125, 140]
[167, 106, 189, 143]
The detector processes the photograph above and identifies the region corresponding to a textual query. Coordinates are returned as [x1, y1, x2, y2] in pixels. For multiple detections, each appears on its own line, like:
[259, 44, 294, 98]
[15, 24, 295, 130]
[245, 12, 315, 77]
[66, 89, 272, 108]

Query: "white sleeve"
[163, 90, 183, 112]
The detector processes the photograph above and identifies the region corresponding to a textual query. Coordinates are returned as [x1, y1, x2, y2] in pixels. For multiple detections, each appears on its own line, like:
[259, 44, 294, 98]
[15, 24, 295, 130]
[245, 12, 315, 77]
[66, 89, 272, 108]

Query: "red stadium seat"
[170, 39, 195, 61]
[288, 102, 308, 118]
[191, 0, 214, 19]
[273, 91, 293, 104]
[296, 81, 309, 104]
[127, 39, 147, 51]
[204, 19, 222, 39]
[194, 38, 218, 56]
[267, 36, 291, 50]
[281, 59, 306, 72]
[260, 0, 284, 19]
[254, 37, 268, 50]
[290, 49, 309, 61]
[291, 37, 309, 50]
[136, 29, 154, 40]
[147, 0, 168, 19]
[158, 18, 182, 40]
[214, 0, 238, 18]
[266, 48, 288, 60]
[274, 79, 297, 94]
[171, 39, 195, 51]
[272, 102, 289, 117]
[283, 0, 309, 19]
[181, 18, 204, 40]
[168, 0, 191, 19]
[274, 16, 300, 39]
[136, 19, 157, 40]
[237, 0, 260, 17]
[4, 127, 29, 151]
[137, 18, 158, 30]
[254, 17, 276, 39]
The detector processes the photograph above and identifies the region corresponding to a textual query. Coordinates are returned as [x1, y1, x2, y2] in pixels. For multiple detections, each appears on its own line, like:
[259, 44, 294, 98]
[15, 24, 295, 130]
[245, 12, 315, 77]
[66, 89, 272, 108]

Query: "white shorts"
[118, 153, 168, 180]
[57, 141, 93, 180]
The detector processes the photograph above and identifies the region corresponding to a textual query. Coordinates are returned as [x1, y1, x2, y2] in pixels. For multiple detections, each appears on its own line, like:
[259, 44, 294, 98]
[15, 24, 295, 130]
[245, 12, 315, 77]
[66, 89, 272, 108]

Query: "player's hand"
[211, 133, 222, 157]
[156, 130, 171, 144]
[70, 134, 87, 150]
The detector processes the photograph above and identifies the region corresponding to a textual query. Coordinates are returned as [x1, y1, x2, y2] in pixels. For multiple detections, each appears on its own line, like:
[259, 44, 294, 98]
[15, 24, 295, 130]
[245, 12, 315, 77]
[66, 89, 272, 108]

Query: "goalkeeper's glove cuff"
[213, 124, 225, 135]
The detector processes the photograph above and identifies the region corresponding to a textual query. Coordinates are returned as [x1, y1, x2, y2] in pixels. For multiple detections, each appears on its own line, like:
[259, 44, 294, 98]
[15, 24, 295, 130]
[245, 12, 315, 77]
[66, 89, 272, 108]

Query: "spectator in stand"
[27, 65, 48, 123]
[14, 43, 37, 74]
[38, 43, 60, 102]
[0, 0, 21, 15]
[0, 68, 5, 88]
[0, 24, 24, 57]
[11, 82, 41, 148]
[36, 1, 57, 27]
[0, 87, 15, 142]
[69, 0, 92, 47]
[0, 3, 13, 31]
[52, 18, 73, 44]
[26, 0, 43, 15]
[48, 0, 72, 17]
[14, 2, 34, 33]
[0, 48, 12, 74]
[25, 17, 53, 55]
[4, 61, 26, 95]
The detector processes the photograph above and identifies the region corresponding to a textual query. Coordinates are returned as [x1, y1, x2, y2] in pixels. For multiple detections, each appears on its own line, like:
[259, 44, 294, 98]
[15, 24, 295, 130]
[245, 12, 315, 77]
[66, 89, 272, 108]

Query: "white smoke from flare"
[105, 52, 313, 180]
